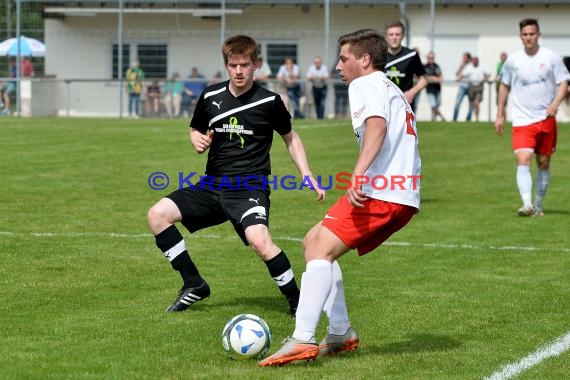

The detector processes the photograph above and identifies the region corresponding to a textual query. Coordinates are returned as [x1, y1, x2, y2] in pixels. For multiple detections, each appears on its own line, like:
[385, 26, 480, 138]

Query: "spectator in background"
[331, 67, 348, 119]
[254, 56, 272, 90]
[384, 20, 427, 114]
[495, 52, 508, 105]
[464, 56, 491, 122]
[424, 51, 445, 121]
[1, 58, 17, 116]
[163, 72, 184, 118]
[453, 52, 474, 121]
[209, 70, 223, 86]
[145, 79, 161, 117]
[306, 56, 329, 119]
[182, 67, 208, 118]
[277, 57, 304, 119]
[125, 61, 145, 118]
[21, 57, 35, 77]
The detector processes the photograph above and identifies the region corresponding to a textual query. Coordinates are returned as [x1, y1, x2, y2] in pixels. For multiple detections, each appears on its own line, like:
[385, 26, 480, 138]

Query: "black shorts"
[166, 179, 271, 246]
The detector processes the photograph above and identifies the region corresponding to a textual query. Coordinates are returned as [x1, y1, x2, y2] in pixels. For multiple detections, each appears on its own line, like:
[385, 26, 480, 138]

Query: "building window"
[266, 43, 298, 77]
[112, 43, 167, 79]
[112, 44, 130, 79]
[138, 44, 167, 79]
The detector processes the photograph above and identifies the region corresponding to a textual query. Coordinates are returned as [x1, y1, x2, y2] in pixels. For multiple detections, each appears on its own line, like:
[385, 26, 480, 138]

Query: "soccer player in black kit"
[147, 35, 325, 315]
[384, 20, 427, 113]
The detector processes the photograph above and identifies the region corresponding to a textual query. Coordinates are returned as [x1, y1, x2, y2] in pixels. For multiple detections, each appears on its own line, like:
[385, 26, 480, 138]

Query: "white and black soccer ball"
[222, 313, 271, 360]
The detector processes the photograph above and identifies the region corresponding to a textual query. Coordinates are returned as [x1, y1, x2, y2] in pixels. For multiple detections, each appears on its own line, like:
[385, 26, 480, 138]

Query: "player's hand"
[546, 105, 558, 118]
[494, 116, 504, 136]
[304, 175, 326, 203]
[404, 90, 415, 105]
[192, 129, 214, 154]
[347, 181, 368, 208]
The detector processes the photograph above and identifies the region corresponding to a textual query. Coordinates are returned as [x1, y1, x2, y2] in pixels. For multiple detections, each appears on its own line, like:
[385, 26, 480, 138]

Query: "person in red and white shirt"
[260, 28, 421, 367]
[495, 18, 569, 217]
[21, 58, 35, 77]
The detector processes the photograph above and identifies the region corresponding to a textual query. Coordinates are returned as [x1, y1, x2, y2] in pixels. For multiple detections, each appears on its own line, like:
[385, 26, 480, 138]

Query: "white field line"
[1, 230, 569, 253]
[484, 332, 570, 380]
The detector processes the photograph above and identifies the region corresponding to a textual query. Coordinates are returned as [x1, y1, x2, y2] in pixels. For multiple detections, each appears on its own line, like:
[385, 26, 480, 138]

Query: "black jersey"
[424, 62, 442, 93]
[190, 81, 292, 177]
[385, 47, 426, 92]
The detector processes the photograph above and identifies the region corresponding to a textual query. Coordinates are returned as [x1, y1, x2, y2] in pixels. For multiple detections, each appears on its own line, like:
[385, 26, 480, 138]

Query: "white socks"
[323, 261, 351, 335]
[516, 165, 551, 209]
[535, 169, 550, 208]
[293, 259, 332, 342]
[293, 260, 352, 342]
[516, 165, 532, 209]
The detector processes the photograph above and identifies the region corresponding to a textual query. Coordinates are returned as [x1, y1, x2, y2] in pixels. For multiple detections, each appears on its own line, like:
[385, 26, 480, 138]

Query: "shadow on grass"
[370, 333, 461, 355]
[200, 296, 292, 316]
[541, 208, 570, 216]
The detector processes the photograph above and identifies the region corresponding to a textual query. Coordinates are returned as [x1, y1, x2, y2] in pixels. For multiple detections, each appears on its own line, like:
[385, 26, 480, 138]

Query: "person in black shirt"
[424, 51, 445, 121]
[331, 67, 349, 119]
[147, 35, 325, 315]
[384, 20, 427, 113]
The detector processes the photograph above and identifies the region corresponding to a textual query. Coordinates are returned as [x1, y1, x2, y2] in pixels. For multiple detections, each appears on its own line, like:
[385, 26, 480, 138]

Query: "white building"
[26, 0, 570, 120]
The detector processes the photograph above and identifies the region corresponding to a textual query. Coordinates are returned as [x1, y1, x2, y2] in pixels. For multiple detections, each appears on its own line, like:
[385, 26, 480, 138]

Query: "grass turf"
[0, 117, 569, 379]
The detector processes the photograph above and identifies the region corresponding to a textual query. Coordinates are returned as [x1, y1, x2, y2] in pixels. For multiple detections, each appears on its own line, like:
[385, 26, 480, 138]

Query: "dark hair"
[519, 18, 539, 32]
[338, 28, 387, 71]
[222, 35, 258, 65]
[384, 20, 405, 35]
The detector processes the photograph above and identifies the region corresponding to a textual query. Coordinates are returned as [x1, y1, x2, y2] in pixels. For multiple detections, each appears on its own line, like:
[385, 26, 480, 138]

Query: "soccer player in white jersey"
[260, 28, 421, 367]
[495, 18, 569, 217]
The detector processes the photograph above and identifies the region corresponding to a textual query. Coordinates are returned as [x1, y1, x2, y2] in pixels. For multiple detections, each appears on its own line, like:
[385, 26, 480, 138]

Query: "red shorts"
[512, 117, 557, 155]
[322, 195, 417, 256]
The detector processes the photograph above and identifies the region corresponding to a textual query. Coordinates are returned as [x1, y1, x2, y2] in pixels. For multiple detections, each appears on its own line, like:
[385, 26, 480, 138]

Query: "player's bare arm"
[190, 127, 214, 154]
[494, 83, 510, 135]
[281, 130, 326, 202]
[547, 81, 569, 117]
[406, 75, 428, 104]
[349, 116, 387, 208]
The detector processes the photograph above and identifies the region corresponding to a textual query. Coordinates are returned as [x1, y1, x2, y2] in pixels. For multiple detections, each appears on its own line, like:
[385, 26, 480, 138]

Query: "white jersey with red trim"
[501, 46, 570, 126]
[348, 71, 421, 209]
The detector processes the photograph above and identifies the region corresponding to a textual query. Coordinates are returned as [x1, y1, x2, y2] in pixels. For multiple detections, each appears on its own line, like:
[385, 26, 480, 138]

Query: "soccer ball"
[222, 314, 271, 360]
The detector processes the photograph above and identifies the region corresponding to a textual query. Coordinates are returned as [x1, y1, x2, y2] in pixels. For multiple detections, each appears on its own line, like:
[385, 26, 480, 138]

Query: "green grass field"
[1, 117, 569, 379]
